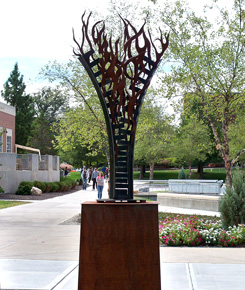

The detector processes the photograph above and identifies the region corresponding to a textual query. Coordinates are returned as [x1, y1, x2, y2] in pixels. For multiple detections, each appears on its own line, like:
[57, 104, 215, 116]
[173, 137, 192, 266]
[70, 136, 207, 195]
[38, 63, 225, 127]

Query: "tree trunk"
[188, 161, 192, 179]
[198, 161, 204, 179]
[139, 165, 145, 179]
[149, 163, 154, 180]
[225, 159, 232, 188]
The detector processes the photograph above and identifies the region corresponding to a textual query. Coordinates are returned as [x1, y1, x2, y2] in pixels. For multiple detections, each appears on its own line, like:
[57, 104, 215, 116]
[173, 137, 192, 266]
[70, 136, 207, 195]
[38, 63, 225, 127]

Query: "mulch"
[0, 185, 83, 201]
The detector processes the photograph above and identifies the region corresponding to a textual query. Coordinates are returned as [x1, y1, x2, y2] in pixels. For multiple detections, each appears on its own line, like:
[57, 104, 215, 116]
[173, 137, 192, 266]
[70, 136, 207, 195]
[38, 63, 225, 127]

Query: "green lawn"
[69, 172, 81, 181]
[0, 201, 29, 209]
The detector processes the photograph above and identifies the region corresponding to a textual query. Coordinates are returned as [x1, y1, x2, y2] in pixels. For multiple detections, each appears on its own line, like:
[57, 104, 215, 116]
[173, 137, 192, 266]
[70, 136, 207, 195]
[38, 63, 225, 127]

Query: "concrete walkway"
[0, 181, 245, 289]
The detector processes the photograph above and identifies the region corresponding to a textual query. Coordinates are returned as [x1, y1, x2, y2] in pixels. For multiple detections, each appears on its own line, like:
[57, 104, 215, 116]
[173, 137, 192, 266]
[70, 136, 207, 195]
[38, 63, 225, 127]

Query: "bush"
[178, 167, 187, 179]
[219, 168, 245, 229]
[50, 182, 60, 192]
[44, 182, 52, 193]
[33, 180, 46, 192]
[16, 181, 34, 195]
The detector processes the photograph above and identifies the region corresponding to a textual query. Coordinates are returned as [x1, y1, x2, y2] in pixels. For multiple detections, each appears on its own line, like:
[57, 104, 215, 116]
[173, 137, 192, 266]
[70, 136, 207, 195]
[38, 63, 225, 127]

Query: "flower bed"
[159, 215, 245, 247]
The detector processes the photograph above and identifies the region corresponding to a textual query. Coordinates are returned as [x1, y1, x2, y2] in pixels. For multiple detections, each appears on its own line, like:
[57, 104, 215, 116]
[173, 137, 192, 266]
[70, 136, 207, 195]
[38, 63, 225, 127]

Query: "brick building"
[0, 102, 15, 153]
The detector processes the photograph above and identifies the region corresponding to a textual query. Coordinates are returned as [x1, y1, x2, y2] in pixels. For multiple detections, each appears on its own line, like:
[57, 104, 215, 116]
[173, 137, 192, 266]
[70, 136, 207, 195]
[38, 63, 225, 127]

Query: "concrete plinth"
[78, 201, 160, 290]
[158, 193, 221, 212]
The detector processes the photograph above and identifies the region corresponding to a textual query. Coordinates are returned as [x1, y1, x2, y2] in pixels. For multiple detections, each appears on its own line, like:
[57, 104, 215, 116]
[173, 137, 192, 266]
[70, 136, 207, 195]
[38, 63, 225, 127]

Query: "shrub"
[44, 182, 52, 193]
[0, 186, 4, 193]
[59, 181, 67, 191]
[33, 180, 46, 192]
[178, 167, 187, 179]
[16, 181, 34, 195]
[219, 168, 245, 229]
[51, 182, 59, 192]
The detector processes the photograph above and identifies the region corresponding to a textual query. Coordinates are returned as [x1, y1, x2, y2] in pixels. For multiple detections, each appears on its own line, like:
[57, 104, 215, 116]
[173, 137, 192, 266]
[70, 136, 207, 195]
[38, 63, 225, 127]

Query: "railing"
[16, 154, 32, 170]
[135, 180, 169, 192]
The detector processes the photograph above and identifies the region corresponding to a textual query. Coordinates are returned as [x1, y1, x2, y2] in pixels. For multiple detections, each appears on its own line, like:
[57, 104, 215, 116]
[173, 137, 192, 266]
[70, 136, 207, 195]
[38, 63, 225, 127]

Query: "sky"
[0, 0, 233, 103]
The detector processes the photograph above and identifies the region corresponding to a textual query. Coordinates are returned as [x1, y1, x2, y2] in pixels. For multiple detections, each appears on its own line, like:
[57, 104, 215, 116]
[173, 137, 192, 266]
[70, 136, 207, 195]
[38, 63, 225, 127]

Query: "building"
[0, 101, 60, 193]
[0, 102, 15, 153]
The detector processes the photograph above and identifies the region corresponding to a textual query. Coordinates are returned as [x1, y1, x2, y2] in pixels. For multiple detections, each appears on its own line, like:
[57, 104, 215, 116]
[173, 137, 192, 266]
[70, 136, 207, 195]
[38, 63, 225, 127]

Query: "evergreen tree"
[178, 167, 187, 179]
[27, 112, 56, 155]
[219, 168, 245, 229]
[1, 63, 34, 145]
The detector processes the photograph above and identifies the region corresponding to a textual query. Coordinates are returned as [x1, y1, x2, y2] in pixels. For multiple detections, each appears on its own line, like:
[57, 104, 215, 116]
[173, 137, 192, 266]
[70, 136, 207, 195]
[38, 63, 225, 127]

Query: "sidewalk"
[0, 182, 245, 289]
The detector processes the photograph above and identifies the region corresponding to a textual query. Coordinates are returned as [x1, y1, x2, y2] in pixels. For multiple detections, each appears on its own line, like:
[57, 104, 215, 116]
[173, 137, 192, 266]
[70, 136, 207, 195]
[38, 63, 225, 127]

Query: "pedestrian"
[88, 166, 93, 183]
[102, 165, 106, 175]
[105, 167, 109, 180]
[64, 167, 68, 177]
[91, 168, 99, 190]
[81, 167, 89, 190]
[97, 172, 104, 199]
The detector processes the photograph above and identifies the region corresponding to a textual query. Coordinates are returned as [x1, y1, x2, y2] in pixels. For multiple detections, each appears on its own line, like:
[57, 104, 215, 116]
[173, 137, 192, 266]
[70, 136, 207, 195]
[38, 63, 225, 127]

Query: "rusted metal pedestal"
[78, 201, 161, 290]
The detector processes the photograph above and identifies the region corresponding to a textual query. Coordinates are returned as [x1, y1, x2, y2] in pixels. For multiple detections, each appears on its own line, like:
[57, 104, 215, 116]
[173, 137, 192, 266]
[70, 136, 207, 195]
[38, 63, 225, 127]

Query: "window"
[7, 136, 12, 152]
[6, 128, 12, 153]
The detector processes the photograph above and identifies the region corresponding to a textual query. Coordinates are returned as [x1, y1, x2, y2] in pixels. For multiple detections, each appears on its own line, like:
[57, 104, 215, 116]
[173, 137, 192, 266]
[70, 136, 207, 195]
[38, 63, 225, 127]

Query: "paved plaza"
[0, 181, 245, 289]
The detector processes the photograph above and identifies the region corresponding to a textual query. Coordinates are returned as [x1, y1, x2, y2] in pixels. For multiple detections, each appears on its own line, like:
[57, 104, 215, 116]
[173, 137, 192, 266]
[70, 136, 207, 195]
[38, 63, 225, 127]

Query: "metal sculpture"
[73, 12, 169, 201]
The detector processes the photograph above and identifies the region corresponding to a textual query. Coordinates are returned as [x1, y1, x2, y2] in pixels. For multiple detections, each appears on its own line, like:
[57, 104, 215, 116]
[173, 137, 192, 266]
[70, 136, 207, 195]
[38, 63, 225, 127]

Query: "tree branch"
[231, 149, 245, 166]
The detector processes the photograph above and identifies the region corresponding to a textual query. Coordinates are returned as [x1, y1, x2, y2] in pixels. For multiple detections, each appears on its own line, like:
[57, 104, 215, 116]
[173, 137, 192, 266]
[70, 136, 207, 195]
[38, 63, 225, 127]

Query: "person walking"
[88, 166, 93, 183]
[97, 172, 104, 199]
[102, 165, 106, 175]
[91, 168, 99, 190]
[81, 167, 89, 190]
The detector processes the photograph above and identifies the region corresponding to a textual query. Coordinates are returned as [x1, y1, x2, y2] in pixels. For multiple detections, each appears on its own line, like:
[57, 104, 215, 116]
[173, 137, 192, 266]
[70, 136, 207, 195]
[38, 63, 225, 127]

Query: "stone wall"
[0, 153, 60, 193]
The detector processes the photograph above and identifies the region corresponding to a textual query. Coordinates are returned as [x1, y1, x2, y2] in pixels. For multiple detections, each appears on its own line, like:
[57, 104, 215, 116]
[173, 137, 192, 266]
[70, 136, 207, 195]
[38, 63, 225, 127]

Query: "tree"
[1, 63, 34, 145]
[228, 113, 245, 166]
[134, 95, 174, 180]
[33, 86, 69, 124]
[54, 105, 108, 167]
[27, 112, 55, 155]
[40, 60, 110, 165]
[219, 168, 245, 229]
[174, 117, 214, 178]
[27, 86, 69, 155]
[155, 0, 245, 186]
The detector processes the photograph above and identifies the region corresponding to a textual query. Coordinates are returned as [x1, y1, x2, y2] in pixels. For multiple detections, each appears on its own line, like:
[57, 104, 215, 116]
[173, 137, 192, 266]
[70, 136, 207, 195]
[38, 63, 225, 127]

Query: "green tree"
[54, 105, 108, 167]
[27, 86, 69, 154]
[228, 113, 245, 166]
[219, 168, 245, 229]
[174, 118, 214, 178]
[155, 0, 245, 186]
[27, 112, 55, 155]
[33, 86, 69, 124]
[40, 60, 110, 165]
[1, 63, 34, 145]
[134, 96, 174, 180]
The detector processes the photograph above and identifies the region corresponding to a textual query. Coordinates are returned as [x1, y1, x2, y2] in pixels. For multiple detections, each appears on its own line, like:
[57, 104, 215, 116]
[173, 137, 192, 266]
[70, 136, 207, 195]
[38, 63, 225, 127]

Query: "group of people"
[81, 166, 106, 199]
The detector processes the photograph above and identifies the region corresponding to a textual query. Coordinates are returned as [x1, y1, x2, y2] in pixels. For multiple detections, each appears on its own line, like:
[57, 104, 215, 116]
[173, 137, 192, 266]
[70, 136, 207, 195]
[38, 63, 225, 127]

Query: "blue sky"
[0, 0, 232, 103]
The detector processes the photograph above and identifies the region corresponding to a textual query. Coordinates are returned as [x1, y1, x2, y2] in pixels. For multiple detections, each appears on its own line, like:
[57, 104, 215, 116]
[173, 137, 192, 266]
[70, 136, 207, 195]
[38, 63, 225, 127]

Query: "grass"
[0, 200, 29, 209]
[69, 172, 81, 181]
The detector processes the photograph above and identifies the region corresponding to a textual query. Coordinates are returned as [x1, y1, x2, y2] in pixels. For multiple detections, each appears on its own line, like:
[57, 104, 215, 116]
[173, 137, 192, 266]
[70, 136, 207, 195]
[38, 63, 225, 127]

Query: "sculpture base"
[96, 198, 146, 203]
[78, 201, 161, 290]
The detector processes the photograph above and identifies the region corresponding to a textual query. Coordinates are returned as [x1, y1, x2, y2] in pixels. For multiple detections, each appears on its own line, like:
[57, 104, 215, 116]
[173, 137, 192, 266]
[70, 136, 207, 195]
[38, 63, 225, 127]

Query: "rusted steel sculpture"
[73, 12, 169, 201]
